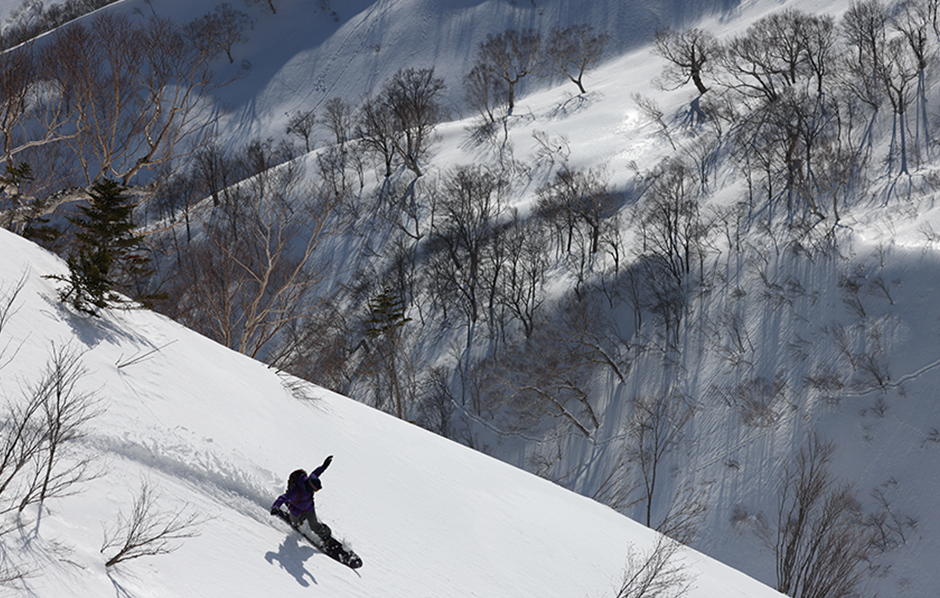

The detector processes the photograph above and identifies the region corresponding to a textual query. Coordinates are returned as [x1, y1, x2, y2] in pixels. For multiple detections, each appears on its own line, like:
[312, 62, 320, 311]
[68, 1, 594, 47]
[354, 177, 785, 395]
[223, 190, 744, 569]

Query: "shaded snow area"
[0, 229, 785, 596]
[2, 0, 940, 596]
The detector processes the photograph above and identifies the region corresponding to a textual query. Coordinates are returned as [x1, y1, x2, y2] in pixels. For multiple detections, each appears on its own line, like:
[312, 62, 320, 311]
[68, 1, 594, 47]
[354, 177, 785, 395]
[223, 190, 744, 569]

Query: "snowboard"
[271, 508, 363, 569]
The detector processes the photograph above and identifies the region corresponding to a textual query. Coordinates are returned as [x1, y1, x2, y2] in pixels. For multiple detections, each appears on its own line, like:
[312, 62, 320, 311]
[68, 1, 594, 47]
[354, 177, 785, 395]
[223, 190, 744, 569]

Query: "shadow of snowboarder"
[264, 535, 318, 587]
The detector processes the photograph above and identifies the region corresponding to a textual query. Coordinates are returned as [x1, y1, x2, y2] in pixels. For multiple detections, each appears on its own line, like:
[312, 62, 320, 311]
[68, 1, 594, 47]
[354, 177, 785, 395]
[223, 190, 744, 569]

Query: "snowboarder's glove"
[322, 455, 333, 469]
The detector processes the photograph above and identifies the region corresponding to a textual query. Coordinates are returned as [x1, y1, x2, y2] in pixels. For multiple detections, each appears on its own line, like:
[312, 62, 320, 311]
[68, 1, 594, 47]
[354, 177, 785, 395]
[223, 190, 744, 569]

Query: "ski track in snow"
[85, 433, 277, 520]
[311, 0, 395, 103]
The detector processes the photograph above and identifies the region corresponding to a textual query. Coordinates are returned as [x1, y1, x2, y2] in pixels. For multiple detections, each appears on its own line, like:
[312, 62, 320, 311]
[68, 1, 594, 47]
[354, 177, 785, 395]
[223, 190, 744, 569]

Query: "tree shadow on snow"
[108, 571, 137, 598]
[264, 536, 318, 587]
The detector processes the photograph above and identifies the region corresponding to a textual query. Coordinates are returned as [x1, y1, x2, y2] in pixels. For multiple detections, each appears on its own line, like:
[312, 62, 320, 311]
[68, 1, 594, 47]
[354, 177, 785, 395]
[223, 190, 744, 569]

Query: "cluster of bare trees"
[152, 140, 339, 364]
[481, 295, 621, 437]
[1, 0, 123, 48]
[655, 0, 940, 218]
[286, 67, 448, 182]
[0, 279, 100, 584]
[133, 66, 447, 392]
[623, 391, 703, 543]
[319, 156, 622, 426]
[0, 10, 234, 236]
[465, 24, 610, 121]
[0, 341, 99, 521]
[0, 278, 205, 584]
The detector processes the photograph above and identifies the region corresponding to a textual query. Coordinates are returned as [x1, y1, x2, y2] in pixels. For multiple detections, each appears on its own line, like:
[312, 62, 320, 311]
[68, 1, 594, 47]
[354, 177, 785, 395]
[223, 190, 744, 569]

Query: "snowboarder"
[271, 455, 334, 543]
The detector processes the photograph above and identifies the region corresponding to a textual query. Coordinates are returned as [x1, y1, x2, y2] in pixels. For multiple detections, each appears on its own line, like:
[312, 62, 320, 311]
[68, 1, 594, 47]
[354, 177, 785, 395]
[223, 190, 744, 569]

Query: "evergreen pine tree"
[365, 286, 411, 339]
[0, 162, 60, 246]
[53, 179, 150, 315]
[364, 286, 412, 419]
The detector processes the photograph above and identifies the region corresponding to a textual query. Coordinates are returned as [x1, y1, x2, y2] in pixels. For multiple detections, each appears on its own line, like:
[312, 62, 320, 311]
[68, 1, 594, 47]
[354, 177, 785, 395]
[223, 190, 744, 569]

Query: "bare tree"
[322, 97, 354, 147]
[759, 432, 875, 598]
[101, 477, 206, 567]
[0, 40, 75, 221]
[840, 0, 889, 157]
[318, 98, 364, 191]
[653, 27, 721, 96]
[380, 67, 447, 177]
[615, 534, 693, 598]
[476, 29, 541, 114]
[624, 391, 696, 532]
[0, 274, 25, 361]
[893, 0, 935, 161]
[878, 35, 920, 175]
[15, 343, 99, 513]
[0, 383, 47, 519]
[463, 63, 504, 125]
[316, 144, 354, 199]
[186, 3, 252, 64]
[286, 109, 317, 153]
[0, 41, 46, 167]
[544, 24, 610, 94]
[0, 340, 98, 546]
[187, 140, 231, 214]
[356, 94, 398, 179]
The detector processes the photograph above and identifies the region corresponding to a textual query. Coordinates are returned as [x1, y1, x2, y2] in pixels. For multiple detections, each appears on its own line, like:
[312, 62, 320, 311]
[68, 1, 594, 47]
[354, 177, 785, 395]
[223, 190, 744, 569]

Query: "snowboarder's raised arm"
[312, 455, 333, 478]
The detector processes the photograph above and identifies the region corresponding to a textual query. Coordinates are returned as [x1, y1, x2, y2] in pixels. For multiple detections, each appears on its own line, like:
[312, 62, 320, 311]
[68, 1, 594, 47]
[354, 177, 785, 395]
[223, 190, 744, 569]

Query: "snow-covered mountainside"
[3, 0, 940, 596]
[0, 228, 785, 596]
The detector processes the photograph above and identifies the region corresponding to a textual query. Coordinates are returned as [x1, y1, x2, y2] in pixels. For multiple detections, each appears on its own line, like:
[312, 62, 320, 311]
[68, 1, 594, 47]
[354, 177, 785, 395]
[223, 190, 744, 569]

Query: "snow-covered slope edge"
[0, 228, 783, 597]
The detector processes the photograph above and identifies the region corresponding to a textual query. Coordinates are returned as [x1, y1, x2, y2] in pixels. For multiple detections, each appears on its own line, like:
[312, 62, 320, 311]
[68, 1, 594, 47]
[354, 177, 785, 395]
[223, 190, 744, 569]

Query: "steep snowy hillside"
[3, 0, 940, 597]
[44, 0, 738, 145]
[0, 228, 787, 596]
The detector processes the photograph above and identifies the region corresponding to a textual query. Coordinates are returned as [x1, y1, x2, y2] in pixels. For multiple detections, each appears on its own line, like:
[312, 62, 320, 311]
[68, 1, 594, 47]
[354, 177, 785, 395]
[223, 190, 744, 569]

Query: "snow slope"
[0, 230, 786, 596]
[92, 0, 743, 146]
[3, 0, 940, 596]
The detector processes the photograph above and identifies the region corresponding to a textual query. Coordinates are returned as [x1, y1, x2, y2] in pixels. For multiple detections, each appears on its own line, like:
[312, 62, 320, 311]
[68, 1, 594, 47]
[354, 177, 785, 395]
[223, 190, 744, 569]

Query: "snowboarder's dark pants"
[290, 510, 331, 543]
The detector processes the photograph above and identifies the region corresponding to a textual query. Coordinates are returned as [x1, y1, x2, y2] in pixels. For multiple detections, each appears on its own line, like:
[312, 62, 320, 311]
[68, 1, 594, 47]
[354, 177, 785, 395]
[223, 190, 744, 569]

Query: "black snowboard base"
[271, 508, 363, 569]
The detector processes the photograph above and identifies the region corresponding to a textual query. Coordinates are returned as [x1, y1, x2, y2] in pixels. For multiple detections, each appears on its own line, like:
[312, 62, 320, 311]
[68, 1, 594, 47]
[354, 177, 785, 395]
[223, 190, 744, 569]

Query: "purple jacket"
[271, 462, 329, 517]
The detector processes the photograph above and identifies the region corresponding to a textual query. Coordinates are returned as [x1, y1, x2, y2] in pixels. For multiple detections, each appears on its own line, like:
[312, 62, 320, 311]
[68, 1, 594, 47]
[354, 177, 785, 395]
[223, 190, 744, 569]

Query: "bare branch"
[616, 534, 693, 598]
[101, 477, 206, 568]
